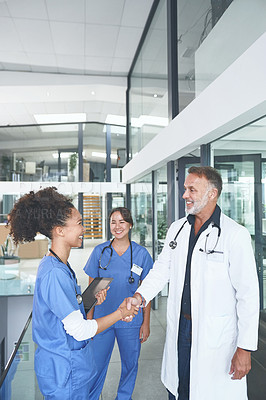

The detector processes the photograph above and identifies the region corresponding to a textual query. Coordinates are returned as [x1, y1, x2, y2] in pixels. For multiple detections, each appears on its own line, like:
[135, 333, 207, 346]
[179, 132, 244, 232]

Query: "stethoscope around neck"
[169, 220, 188, 249]
[49, 248, 83, 305]
[99, 238, 135, 284]
[169, 220, 222, 254]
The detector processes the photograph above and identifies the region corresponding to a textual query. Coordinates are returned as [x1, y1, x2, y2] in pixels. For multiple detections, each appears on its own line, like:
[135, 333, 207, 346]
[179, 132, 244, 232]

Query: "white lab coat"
[138, 212, 260, 400]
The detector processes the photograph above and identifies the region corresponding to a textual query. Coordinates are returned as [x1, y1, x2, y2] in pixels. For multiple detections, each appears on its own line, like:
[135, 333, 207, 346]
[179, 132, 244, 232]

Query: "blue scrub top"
[83, 241, 153, 328]
[33, 256, 96, 393]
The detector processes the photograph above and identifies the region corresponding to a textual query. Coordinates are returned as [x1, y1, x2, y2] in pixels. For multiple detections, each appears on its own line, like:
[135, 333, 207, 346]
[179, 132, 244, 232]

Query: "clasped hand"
[120, 296, 142, 322]
[118, 298, 140, 320]
[95, 291, 140, 320]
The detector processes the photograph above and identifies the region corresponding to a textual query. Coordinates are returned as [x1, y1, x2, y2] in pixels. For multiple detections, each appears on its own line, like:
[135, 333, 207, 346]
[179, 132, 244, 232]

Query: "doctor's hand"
[229, 347, 251, 380]
[126, 294, 142, 310]
[95, 287, 109, 306]
[118, 298, 139, 321]
[121, 295, 142, 322]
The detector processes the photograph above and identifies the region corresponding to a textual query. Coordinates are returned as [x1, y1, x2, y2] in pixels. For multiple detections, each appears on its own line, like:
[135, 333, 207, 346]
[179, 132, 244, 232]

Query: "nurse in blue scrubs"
[84, 207, 154, 400]
[8, 189, 139, 400]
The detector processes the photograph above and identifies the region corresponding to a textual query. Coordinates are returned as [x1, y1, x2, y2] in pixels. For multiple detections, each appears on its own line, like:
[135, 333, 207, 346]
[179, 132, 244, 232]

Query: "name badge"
[131, 263, 143, 276]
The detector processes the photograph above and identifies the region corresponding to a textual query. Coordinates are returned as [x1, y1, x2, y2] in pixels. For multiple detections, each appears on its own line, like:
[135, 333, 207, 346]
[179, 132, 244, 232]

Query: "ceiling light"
[52, 152, 75, 159]
[91, 91, 95, 95]
[131, 115, 168, 128]
[40, 124, 79, 133]
[34, 113, 86, 124]
[105, 114, 126, 126]
[102, 125, 126, 135]
[92, 152, 117, 159]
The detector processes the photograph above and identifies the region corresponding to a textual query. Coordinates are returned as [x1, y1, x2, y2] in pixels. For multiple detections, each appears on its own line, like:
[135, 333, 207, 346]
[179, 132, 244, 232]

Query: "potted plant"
[0, 236, 20, 280]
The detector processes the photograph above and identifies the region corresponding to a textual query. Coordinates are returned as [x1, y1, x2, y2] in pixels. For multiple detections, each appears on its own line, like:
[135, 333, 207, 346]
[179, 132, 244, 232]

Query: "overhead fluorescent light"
[92, 151, 117, 160]
[34, 113, 86, 124]
[105, 115, 126, 126]
[53, 152, 75, 159]
[106, 114, 168, 129]
[103, 125, 126, 135]
[40, 124, 80, 133]
[131, 115, 168, 128]
[53, 151, 85, 159]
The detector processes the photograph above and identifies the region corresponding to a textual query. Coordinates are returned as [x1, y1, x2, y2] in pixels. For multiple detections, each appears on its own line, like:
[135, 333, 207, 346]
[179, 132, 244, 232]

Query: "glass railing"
[0, 313, 43, 400]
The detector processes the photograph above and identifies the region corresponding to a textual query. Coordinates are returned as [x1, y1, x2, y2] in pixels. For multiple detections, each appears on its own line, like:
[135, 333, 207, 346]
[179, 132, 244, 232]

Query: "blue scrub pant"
[89, 327, 141, 400]
[168, 314, 192, 400]
[43, 375, 90, 400]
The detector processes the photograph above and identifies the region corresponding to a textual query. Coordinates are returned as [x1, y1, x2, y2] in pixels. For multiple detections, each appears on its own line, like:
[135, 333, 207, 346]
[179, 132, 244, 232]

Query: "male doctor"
[127, 166, 260, 400]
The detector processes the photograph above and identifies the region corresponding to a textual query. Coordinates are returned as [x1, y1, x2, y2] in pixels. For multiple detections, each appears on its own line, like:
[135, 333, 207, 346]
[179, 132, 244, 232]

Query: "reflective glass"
[211, 115, 266, 309]
[156, 165, 167, 256]
[129, 0, 168, 158]
[131, 173, 153, 256]
[178, 0, 266, 111]
[0, 124, 78, 182]
[0, 318, 42, 400]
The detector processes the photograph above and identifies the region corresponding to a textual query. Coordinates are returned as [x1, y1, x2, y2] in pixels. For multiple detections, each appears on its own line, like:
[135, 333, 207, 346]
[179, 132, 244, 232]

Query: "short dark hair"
[8, 187, 74, 244]
[109, 207, 133, 227]
[188, 166, 223, 197]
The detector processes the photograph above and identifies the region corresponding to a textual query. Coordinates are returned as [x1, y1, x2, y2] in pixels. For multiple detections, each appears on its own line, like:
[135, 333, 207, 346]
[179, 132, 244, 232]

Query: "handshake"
[117, 294, 143, 322]
[95, 289, 144, 322]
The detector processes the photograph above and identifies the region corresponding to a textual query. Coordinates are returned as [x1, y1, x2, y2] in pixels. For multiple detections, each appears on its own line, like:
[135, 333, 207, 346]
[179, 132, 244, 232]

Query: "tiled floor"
[17, 240, 169, 400]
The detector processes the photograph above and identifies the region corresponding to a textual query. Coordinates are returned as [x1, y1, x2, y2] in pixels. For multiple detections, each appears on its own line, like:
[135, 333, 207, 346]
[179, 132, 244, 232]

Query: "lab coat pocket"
[70, 341, 97, 390]
[206, 315, 236, 349]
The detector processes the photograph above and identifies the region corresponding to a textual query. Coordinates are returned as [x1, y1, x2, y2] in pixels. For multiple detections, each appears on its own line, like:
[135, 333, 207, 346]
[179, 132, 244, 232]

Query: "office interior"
[0, 0, 266, 398]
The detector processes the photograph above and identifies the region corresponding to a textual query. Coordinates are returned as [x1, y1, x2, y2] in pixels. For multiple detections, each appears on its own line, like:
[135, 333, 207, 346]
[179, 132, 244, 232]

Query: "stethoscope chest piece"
[76, 294, 83, 305]
[128, 276, 135, 284]
[169, 240, 177, 249]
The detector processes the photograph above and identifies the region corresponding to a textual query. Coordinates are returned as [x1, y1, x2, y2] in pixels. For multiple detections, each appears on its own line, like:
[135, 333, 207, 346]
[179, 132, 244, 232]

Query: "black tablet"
[82, 277, 113, 313]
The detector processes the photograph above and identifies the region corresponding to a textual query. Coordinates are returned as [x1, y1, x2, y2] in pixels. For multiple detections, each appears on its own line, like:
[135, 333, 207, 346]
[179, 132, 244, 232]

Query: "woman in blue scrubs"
[84, 207, 154, 400]
[8, 189, 139, 400]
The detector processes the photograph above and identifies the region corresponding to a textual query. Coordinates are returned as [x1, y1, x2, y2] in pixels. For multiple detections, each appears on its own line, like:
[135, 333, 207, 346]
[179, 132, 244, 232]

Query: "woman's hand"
[139, 322, 150, 343]
[95, 287, 109, 305]
[118, 298, 139, 320]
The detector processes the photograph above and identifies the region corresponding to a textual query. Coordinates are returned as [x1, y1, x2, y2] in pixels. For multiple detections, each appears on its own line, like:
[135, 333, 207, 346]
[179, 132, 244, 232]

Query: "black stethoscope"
[169, 220, 222, 254]
[99, 238, 135, 284]
[169, 220, 188, 249]
[49, 248, 83, 305]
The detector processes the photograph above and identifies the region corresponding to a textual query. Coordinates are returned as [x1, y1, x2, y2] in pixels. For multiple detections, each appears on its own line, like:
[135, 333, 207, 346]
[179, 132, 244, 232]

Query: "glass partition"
[0, 314, 43, 400]
[129, 0, 168, 158]
[156, 165, 167, 256]
[0, 122, 126, 184]
[0, 124, 78, 182]
[131, 173, 153, 256]
[178, 0, 266, 111]
[211, 115, 266, 310]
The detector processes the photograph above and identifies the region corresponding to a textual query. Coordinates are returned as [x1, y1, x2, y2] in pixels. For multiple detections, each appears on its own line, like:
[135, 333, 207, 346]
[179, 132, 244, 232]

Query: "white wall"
[122, 32, 266, 183]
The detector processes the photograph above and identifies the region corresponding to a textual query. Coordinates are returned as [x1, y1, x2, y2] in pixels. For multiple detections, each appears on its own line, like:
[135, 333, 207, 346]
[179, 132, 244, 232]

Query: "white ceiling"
[0, 0, 154, 126]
